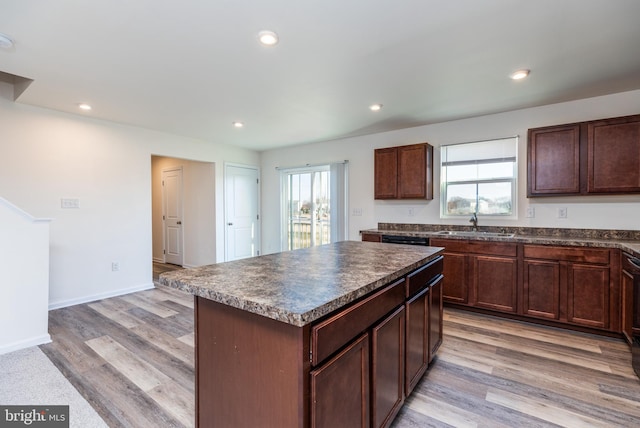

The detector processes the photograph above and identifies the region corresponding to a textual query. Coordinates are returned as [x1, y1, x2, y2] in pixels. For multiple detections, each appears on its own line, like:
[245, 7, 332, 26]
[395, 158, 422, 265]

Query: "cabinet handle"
[627, 256, 640, 270]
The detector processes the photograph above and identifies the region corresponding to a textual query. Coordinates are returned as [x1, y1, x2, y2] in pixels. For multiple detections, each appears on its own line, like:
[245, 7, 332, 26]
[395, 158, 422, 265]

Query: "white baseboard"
[152, 257, 165, 263]
[48, 282, 155, 310]
[0, 333, 52, 356]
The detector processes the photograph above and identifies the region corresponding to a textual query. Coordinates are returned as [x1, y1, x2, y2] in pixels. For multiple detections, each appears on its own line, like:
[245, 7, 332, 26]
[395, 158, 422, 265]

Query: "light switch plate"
[526, 207, 535, 218]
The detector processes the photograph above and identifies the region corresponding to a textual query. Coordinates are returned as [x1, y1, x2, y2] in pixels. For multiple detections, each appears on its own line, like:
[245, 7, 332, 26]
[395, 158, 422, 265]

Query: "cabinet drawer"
[430, 239, 517, 257]
[523, 245, 610, 264]
[406, 255, 443, 297]
[430, 238, 469, 253]
[311, 278, 405, 366]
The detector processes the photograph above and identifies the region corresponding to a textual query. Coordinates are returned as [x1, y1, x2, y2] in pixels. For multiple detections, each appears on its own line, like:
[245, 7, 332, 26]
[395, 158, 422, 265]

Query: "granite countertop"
[158, 240, 443, 327]
[362, 223, 640, 258]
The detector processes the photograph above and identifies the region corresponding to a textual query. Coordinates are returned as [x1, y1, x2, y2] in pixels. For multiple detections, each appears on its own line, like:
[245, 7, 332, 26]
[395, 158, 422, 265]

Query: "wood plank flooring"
[40, 286, 640, 427]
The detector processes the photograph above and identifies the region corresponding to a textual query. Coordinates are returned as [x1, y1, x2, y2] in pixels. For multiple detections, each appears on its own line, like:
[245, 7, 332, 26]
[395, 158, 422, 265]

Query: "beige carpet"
[0, 346, 107, 427]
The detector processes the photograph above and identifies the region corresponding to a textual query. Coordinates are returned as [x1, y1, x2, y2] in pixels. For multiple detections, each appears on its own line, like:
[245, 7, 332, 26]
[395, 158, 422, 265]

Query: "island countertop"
[159, 240, 443, 327]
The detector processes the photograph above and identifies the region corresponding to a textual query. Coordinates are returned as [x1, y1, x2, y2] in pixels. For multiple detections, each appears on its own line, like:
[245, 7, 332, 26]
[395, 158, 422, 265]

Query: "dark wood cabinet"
[527, 124, 580, 196]
[310, 259, 443, 428]
[523, 245, 618, 331]
[523, 259, 560, 320]
[587, 116, 640, 193]
[405, 287, 428, 396]
[431, 238, 517, 314]
[371, 306, 405, 428]
[472, 254, 518, 313]
[567, 263, 610, 329]
[528, 114, 640, 197]
[362, 233, 382, 242]
[374, 147, 398, 199]
[311, 333, 370, 428]
[374, 143, 433, 200]
[428, 275, 443, 361]
[431, 239, 468, 304]
[622, 266, 635, 344]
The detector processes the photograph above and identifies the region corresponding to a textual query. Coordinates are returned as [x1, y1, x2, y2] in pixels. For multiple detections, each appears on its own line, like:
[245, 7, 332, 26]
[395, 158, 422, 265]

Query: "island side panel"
[195, 297, 310, 427]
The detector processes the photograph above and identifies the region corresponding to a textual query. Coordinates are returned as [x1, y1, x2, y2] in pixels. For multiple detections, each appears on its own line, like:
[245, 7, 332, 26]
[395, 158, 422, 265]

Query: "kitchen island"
[159, 240, 444, 428]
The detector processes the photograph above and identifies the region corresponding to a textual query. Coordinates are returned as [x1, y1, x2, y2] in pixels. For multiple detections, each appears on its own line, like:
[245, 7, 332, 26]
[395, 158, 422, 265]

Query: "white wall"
[0, 198, 51, 354]
[151, 156, 216, 267]
[260, 90, 640, 254]
[0, 81, 259, 309]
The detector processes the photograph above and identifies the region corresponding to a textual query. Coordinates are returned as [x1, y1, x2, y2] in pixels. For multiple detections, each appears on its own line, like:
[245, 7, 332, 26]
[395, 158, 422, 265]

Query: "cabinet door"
[473, 255, 518, 313]
[310, 333, 370, 428]
[429, 275, 444, 362]
[622, 268, 634, 344]
[587, 117, 640, 193]
[398, 143, 432, 199]
[441, 252, 468, 304]
[405, 287, 428, 396]
[374, 147, 398, 199]
[371, 306, 405, 428]
[527, 124, 580, 196]
[567, 263, 610, 329]
[523, 259, 561, 320]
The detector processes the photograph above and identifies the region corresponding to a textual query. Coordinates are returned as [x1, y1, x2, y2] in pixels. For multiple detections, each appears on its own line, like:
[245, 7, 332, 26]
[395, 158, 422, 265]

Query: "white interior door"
[163, 167, 183, 265]
[225, 165, 259, 261]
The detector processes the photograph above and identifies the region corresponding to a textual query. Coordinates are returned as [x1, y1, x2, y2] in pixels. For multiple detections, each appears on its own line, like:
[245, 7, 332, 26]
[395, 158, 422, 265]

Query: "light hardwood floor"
[40, 286, 640, 427]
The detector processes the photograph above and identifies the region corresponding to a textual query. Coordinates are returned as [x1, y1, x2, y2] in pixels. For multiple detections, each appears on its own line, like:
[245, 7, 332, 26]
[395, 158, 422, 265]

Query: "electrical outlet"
[111, 262, 120, 272]
[526, 207, 535, 218]
[558, 207, 568, 218]
[408, 207, 415, 216]
[61, 198, 80, 209]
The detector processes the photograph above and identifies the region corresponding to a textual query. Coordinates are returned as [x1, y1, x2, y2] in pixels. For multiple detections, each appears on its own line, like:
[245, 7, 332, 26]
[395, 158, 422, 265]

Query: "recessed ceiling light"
[370, 103, 383, 112]
[258, 30, 279, 46]
[510, 69, 530, 80]
[78, 103, 92, 111]
[233, 121, 244, 128]
[0, 32, 14, 49]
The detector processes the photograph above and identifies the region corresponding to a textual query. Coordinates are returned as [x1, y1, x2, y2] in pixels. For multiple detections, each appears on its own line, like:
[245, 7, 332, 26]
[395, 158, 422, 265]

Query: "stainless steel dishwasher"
[622, 252, 640, 378]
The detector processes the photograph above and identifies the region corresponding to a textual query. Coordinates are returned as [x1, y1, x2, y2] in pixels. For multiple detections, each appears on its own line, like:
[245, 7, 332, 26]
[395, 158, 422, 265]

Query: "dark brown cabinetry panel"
[311, 333, 370, 428]
[371, 306, 405, 428]
[473, 255, 518, 313]
[587, 116, 640, 193]
[523, 259, 560, 320]
[374, 147, 398, 199]
[375, 143, 433, 200]
[567, 264, 610, 329]
[523, 245, 617, 331]
[428, 275, 444, 361]
[528, 114, 640, 197]
[432, 238, 517, 313]
[362, 233, 382, 242]
[528, 124, 580, 196]
[622, 268, 634, 344]
[405, 287, 428, 396]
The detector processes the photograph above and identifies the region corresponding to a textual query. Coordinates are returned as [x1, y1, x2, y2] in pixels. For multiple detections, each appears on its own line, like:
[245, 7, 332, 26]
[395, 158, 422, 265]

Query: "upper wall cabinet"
[375, 143, 433, 200]
[527, 114, 640, 197]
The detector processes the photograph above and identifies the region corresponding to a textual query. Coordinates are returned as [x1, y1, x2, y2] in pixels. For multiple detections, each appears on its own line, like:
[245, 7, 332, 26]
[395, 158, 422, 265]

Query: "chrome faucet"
[469, 212, 478, 231]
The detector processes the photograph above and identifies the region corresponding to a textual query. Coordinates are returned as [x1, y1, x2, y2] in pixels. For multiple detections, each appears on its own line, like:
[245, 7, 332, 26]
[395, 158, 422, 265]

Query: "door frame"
[224, 162, 261, 262]
[162, 166, 184, 265]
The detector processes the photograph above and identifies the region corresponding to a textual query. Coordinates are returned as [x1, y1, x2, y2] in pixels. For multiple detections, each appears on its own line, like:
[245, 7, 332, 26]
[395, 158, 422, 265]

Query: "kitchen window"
[279, 162, 348, 251]
[440, 137, 518, 218]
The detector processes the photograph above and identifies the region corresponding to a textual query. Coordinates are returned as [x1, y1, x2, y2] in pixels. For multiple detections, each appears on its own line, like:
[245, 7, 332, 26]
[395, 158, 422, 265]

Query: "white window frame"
[278, 162, 349, 251]
[440, 137, 518, 219]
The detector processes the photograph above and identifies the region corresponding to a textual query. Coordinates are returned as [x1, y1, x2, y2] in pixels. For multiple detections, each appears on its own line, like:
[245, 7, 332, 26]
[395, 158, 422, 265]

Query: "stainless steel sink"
[434, 230, 515, 238]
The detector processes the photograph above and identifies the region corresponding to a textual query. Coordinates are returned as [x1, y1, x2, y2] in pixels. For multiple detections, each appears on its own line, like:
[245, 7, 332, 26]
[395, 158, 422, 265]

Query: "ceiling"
[1, 0, 640, 151]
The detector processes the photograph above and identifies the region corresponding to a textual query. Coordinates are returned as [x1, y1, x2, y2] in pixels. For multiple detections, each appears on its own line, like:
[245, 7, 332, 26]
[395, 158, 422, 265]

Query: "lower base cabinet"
[371, 307, 405, 428]
[194, 254, 444, 428]
[311, 334, 370, 428]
